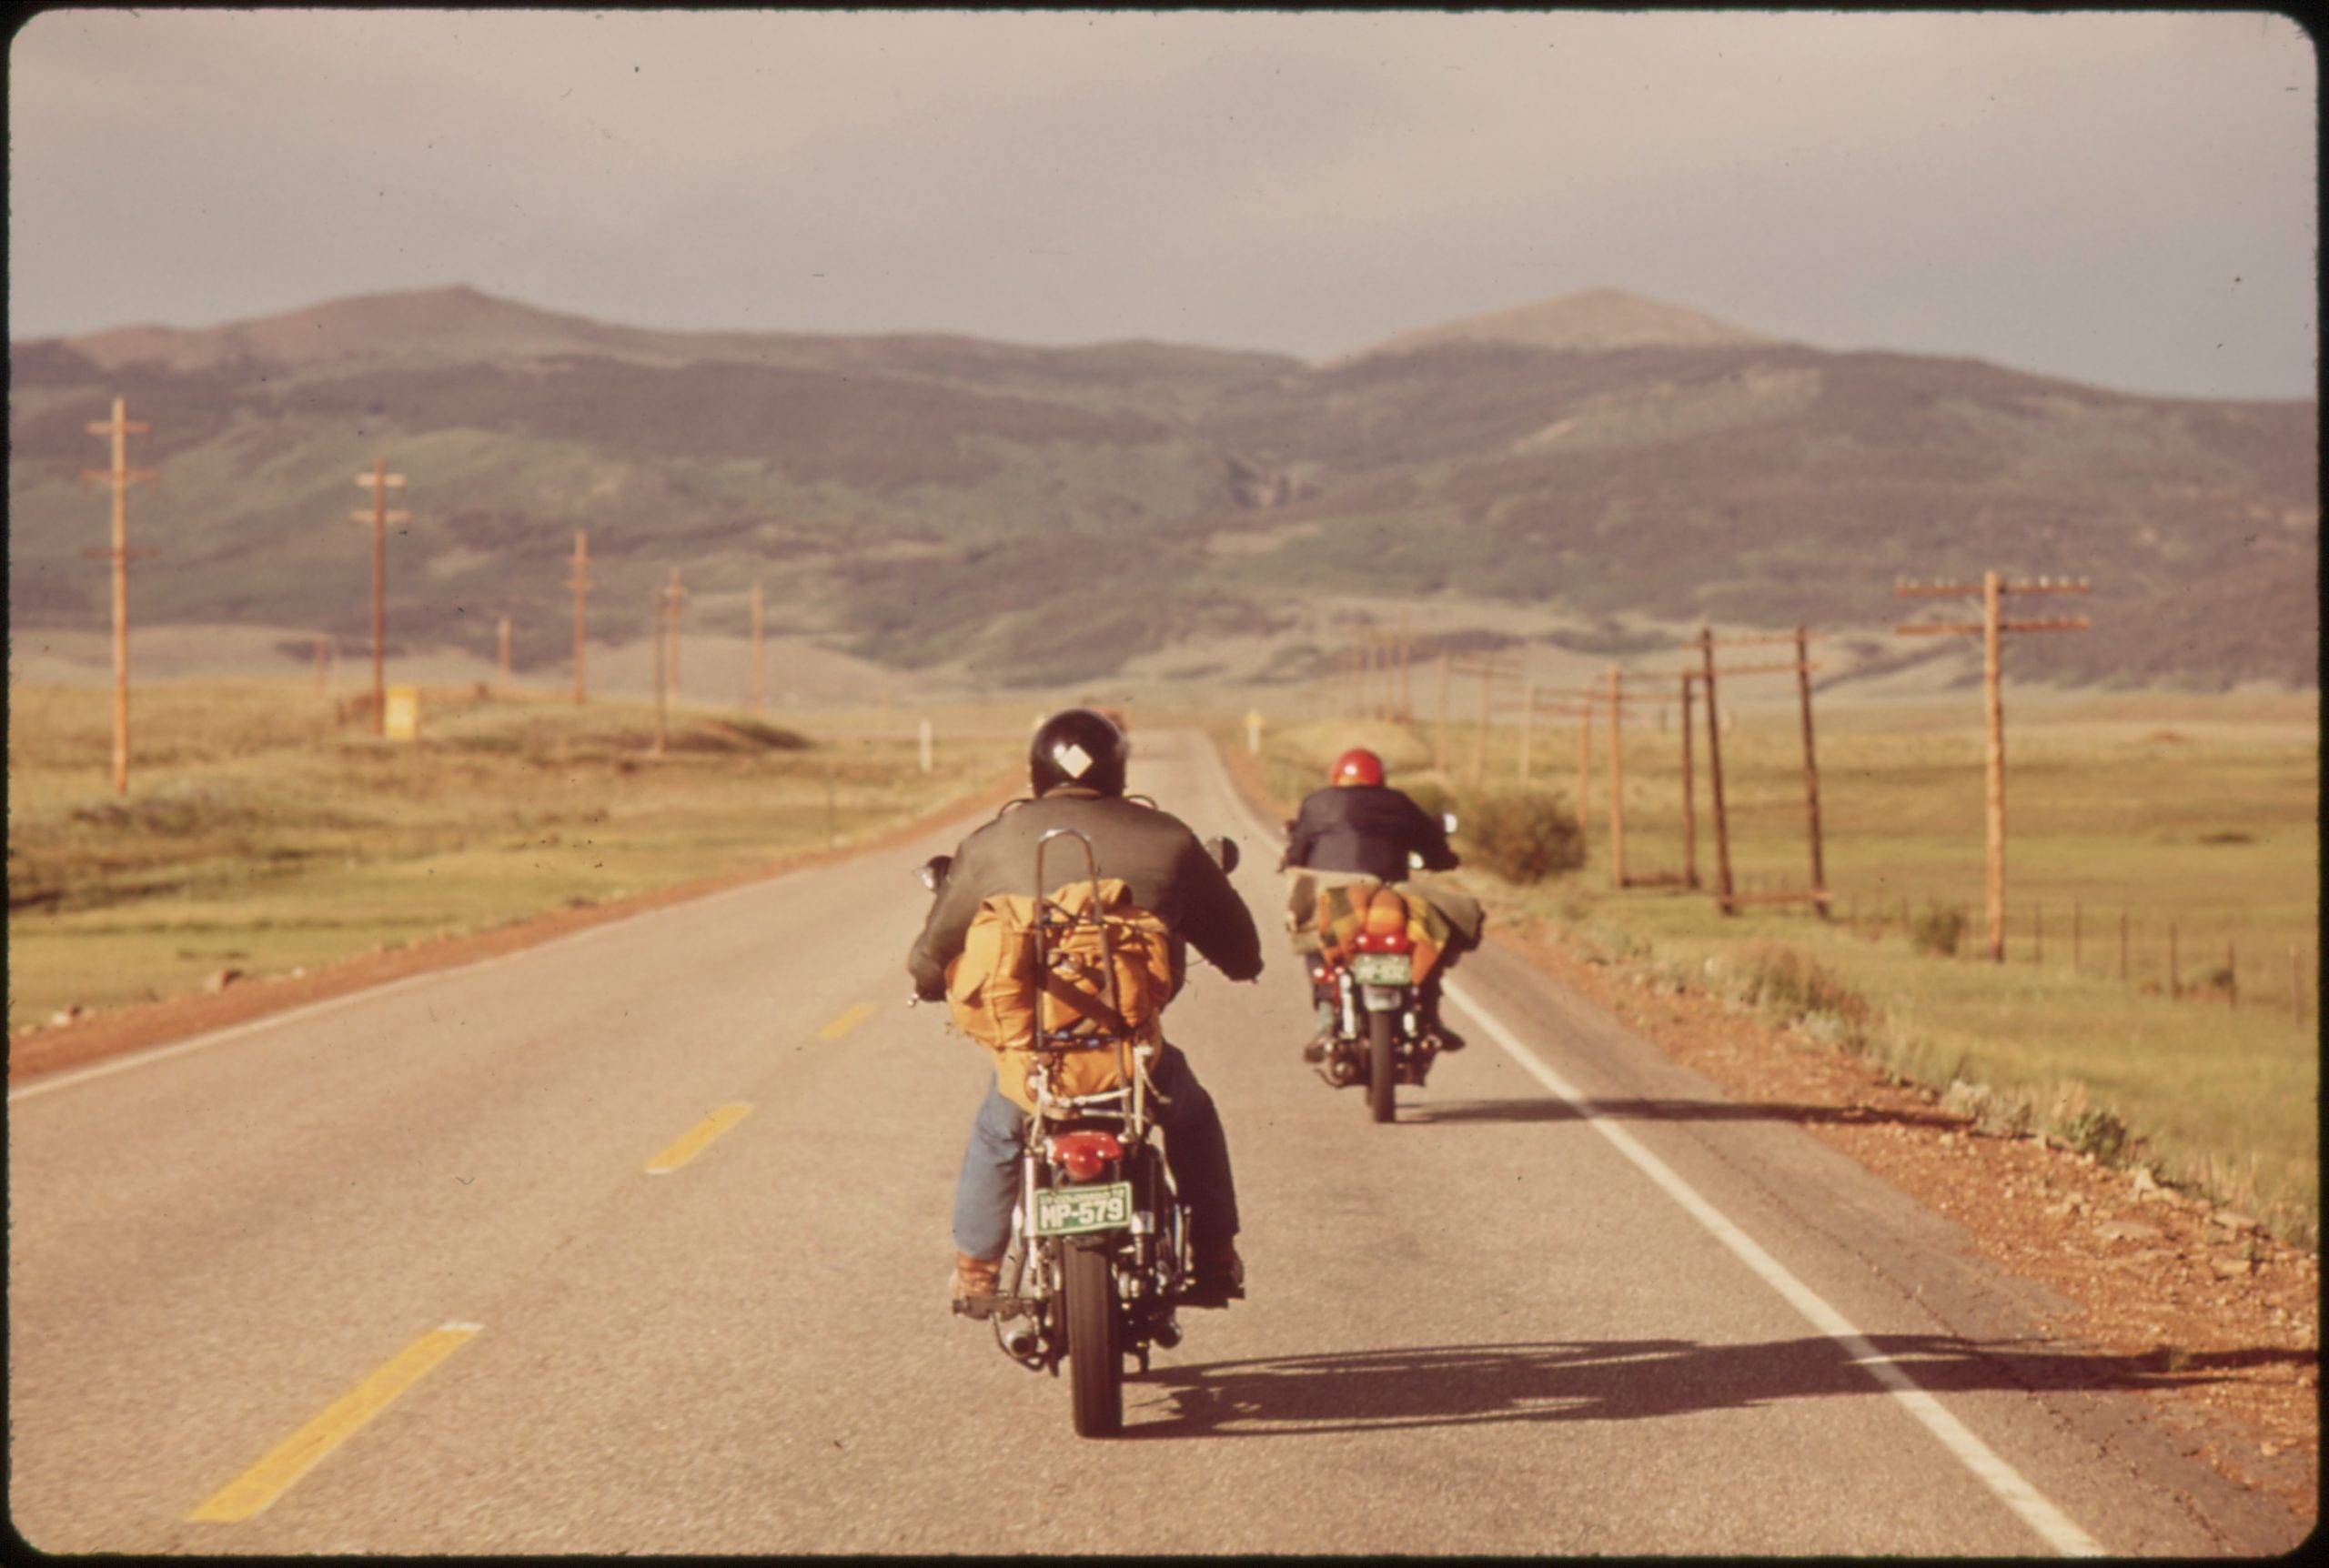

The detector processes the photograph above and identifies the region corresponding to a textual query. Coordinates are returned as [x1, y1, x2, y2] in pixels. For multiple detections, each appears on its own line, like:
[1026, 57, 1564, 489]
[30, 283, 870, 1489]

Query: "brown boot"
[950, 1252, 1002, 1302]
[1184, 1242, 1245, 1307]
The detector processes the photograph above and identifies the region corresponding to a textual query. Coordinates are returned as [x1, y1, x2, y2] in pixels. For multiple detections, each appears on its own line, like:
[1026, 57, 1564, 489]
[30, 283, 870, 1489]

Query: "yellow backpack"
[1315, 879, 1449, 983]
[945, 879, 1181, 1111]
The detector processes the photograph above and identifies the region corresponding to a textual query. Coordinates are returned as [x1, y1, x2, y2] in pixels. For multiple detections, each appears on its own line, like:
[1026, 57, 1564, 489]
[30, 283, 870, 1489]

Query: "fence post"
[1437, 651, 1450, 773]
[2169, 922, 2179, 1000]
[2227, 941, 2236, 1010]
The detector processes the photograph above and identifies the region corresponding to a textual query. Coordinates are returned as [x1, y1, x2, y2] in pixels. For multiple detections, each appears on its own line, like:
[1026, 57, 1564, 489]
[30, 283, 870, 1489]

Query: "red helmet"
[1330, 748, 1385, 787]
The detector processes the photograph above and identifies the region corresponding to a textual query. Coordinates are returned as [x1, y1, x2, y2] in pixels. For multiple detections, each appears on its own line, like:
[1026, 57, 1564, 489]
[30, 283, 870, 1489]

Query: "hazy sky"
[7, 9, 2317, 398]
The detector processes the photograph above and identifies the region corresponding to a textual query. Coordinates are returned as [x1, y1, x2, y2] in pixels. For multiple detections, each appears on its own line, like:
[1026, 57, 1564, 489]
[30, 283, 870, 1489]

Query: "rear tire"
[1367, 1007, 1396, 1123]
[1065, 1241, 1122, 1436]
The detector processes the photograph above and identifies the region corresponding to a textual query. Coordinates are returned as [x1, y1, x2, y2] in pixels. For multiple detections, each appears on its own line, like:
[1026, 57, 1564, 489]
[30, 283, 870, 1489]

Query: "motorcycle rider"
[909, 708, 1265, 1310]
[1280, 747, 1478, 1059]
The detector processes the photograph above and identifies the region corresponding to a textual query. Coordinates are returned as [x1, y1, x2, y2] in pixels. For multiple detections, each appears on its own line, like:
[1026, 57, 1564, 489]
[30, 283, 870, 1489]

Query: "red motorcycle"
[1306, 881, 1441, 1122]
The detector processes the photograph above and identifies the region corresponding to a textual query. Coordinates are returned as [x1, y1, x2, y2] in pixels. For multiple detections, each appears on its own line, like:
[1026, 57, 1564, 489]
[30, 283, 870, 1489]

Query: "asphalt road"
[6, 730, 2299, 1554]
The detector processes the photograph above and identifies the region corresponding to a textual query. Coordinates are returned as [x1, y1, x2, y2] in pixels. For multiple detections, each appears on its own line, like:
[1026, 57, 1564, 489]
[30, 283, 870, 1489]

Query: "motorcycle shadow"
[1403, 1096, 1965, 1131]
[1120, 1334, 2298, 1440]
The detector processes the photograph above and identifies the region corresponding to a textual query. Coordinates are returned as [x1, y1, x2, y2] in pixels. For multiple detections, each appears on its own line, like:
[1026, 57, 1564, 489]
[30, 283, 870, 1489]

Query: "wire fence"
[1812, 884, 2319, 1024]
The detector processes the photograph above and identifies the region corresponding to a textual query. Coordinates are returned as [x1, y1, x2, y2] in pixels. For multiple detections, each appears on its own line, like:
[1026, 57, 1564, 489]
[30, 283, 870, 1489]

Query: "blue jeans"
[950, 1042, 1239, 1261]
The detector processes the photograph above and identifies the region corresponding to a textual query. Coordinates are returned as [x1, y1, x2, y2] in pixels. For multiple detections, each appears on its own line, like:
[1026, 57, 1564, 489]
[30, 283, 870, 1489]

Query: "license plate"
[1033, 1181, 1134, 1236]
[1349, 952, 1413, 986]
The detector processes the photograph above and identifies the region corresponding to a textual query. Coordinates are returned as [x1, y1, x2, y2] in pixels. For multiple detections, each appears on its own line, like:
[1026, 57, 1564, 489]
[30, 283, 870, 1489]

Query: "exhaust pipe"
[999, 1314, 1040, 1358]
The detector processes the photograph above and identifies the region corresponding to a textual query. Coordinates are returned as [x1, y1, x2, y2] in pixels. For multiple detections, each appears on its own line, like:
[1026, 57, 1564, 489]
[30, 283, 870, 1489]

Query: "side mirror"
[1207, 837, 1241, 875]
[916, 854, 953, 893]
[1442, 812, 1459, 835]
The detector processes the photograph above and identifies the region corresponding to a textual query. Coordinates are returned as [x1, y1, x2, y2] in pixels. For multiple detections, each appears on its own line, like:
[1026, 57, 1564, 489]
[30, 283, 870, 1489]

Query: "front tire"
[1366, 1007, 1396, 1123]
[1064, 1241, 1122, 1436]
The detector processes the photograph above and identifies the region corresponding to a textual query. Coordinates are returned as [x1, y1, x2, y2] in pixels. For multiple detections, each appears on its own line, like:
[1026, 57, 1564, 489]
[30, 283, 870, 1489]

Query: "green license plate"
[1349, 952, 1413, 986]
[1034, 1181, 1134, 1236]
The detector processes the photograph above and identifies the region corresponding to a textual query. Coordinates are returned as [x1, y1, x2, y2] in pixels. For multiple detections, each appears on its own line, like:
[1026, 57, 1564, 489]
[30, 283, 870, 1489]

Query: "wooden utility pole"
[81, 397, 157, 795]
[1690, 634, 1830, 912]
[663, 567, 690, 699]
[1896, 572, 2092, 960]
[651, 583, 670, 757]
[497, 617, 512, 691]
[1437, 651, 1451, 771]
[1679, 671, 1699, 889]
[1473, 659, 1493, 791]
[1397, 610, 1414, 721]
[1699, 628, 1734, 910]
[1607, 664, 1627, 889]
[565, 531, 594, 705]
[351, 457, 409, 737]
[1531, 677, 1653, 885]
[1795, 625, 1827, 914]
[751, 580, 767, 711]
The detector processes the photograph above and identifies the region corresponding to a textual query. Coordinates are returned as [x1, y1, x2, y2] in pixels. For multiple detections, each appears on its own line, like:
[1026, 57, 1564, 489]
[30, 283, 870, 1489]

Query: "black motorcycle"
[916, 827, 1239, 1437]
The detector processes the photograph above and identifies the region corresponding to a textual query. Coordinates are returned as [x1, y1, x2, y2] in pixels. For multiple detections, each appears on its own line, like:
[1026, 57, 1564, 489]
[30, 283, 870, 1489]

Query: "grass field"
[1222, 690, 2319, 1246]
[6, 681, 1024, 1032]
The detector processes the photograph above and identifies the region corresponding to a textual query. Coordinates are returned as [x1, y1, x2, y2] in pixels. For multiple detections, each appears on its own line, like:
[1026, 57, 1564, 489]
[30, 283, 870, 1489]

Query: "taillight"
[1354, 890, 1414, 953]
[1045, 1131, 1122, 1180]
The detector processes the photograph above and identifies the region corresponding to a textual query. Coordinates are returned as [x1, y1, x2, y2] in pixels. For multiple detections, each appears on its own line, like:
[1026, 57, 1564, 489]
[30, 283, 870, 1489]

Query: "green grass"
[1223, 692, 2320, 1245]
[7, 682, 1023, 1030]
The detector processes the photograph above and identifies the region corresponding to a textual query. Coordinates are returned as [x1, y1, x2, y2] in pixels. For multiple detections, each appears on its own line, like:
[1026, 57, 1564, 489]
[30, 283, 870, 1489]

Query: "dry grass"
[7, 681, 1021, 1030]
[1220, 694, 2319, 1245]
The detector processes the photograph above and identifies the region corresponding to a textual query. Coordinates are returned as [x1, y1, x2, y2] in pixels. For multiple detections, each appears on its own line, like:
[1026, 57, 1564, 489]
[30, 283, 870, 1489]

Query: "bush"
[2067, 1107, 2130, 1164]
[1460, 789, 1585, 884]
[1910, 901, 1966, 956]
[1397, 776, 1454, 822]
[1739, 942, 1874, 1034]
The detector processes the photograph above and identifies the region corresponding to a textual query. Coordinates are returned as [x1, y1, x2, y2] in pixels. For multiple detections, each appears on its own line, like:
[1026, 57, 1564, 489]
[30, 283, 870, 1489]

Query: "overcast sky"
[7, 9, 2317, 399]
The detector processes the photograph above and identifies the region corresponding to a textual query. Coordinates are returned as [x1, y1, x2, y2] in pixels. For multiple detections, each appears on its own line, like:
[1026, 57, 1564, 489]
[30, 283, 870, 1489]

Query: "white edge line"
[1444, 976, 2105, 1559]
[7, 855, 851, 1104]
[1202, 736, 2100, 1558]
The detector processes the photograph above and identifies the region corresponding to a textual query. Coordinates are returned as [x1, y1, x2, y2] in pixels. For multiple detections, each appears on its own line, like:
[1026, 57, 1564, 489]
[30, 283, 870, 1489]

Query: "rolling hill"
[7, 286, 2315, 694]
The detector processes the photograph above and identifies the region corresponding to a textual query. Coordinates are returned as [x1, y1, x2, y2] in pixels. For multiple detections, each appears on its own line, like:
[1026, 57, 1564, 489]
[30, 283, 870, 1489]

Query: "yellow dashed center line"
[815, 1002, 879, 1040]
[643, 1102, 753, 1174]
[190, 1322, 480, 1523]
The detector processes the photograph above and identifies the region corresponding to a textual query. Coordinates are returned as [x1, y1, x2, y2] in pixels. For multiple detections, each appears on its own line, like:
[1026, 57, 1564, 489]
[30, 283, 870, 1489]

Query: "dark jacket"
[1284, 783, 1458, 884]
[909, 786, 1264, 1000]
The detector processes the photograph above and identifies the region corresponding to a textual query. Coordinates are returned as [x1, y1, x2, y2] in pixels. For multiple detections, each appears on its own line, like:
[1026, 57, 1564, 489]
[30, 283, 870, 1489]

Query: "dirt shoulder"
[1498, 916, 2319, 1525]
[7, 774, 1020, 1087]
[1207, 727, 2315, 1524]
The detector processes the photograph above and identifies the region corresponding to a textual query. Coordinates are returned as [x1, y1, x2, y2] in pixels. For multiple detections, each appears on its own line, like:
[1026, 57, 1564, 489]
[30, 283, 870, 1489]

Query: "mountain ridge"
[8, 285, 2314, 694]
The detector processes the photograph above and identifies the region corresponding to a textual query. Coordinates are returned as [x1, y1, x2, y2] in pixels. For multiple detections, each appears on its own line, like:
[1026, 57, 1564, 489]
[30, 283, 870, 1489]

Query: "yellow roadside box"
[384, 686, 419, 741]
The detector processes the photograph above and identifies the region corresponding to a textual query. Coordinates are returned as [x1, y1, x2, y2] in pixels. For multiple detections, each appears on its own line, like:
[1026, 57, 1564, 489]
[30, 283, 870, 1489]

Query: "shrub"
[1461, 790, 1585, 884]
[2067, 1107, 2130, 1164]
[1396, 776, 1454, 822]
[1739, 942, 1874, 1033]
[1910, 901, 1966, 956]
